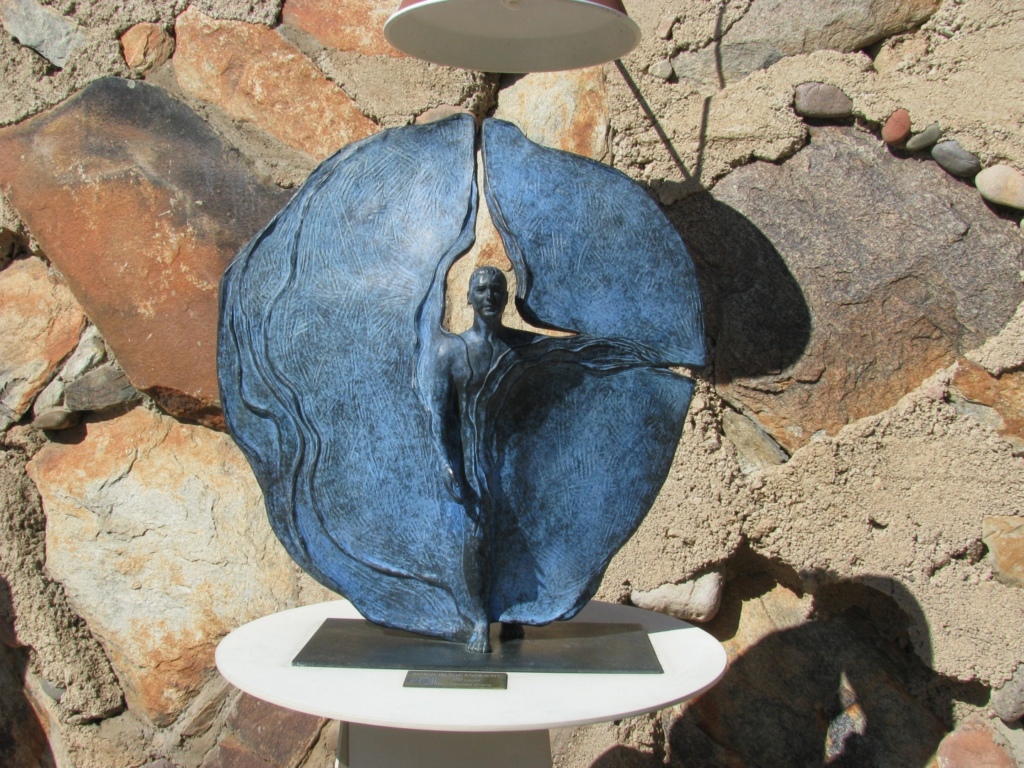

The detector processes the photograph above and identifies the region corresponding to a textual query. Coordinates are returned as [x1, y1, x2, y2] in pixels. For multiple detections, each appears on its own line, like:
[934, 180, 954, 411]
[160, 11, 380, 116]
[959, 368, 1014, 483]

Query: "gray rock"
[667, 127, 1024, 453]
[38, 675, 65, 702]
[0, 0, 84, 67]
[710, 0, 938, 82]
[931, 140, 981, 177]
[722, 409, 788, 472]
[991, 664, 1024, 722]
[652, 179, 697, 206]
[648, 59, 674, 80]
[32, 408, 79, 431]
[63, 364, 140, 412]
[950, 394, 1004, 434]
[61, 326, 106, 381]
[720, 40, 784, 80]
[631, 572, 725, 622]
[671, 49, 719, 87]
[793, 82, 853, 119]
[31, 326, 107, 426]
[905, 122, 942, 151]
[672, 42, 782, 88]
[31, 375, 64, 416]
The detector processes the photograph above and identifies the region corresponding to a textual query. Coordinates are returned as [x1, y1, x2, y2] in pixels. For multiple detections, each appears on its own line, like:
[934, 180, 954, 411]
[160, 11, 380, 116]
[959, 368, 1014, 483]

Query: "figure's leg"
[467, 623, 490, 653]
[462, 510, 491, 653]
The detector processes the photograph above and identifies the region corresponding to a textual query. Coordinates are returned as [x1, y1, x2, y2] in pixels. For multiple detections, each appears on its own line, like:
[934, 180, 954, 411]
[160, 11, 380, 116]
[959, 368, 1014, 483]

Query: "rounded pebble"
[881, 108, 911, 145]
[905, 122, 942, 151]
[931, 140, 981, 177]
[991, 663, 1024, 722]
[975, 165, 1024, 210]
[793, 82, 853, 119]
[648, 59, 674, 80]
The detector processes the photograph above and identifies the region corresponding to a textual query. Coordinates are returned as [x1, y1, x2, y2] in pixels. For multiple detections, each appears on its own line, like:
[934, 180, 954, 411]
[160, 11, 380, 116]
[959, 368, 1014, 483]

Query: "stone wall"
[0, 0, 1022, 766]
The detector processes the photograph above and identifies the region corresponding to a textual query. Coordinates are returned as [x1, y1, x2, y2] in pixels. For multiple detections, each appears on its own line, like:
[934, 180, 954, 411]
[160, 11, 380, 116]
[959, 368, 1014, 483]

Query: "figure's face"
[468, 271, 508, 322]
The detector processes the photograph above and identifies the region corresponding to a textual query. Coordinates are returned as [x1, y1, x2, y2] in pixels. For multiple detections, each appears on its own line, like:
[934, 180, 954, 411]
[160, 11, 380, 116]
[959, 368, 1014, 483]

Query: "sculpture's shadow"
[614, 19, 812, 383]
[664, 192, 812, 384]
[580, 567, 983, 767]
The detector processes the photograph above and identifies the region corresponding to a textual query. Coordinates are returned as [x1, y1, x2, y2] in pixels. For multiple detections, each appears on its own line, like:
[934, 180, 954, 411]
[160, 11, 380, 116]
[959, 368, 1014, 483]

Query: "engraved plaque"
[404, 671, 508, 690]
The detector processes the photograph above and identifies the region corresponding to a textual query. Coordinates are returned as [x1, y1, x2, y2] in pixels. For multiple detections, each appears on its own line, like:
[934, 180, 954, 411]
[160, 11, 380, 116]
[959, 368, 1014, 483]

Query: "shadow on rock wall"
[0, 576, 56, 768]
[665, 192, 812, 383]
[586, 571, 987, 768]
[671, 576, 956, 767]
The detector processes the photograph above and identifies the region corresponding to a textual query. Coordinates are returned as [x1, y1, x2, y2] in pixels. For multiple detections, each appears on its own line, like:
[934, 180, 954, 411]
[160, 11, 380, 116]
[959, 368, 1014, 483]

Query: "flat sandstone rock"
[0, 77, 292, 425]
[174, 8, 377, 161]
[26, 407, 301, 726]
[0, 258, 85, 422]
[281, 0, 402, 57]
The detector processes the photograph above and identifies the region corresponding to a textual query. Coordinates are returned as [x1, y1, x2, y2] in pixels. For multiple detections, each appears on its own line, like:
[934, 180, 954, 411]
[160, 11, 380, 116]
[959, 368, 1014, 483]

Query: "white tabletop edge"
[215, 599, 728, 732]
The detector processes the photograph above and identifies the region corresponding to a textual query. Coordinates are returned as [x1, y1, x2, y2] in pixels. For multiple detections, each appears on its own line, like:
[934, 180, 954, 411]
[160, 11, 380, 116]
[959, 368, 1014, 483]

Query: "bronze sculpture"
[218, 115, 705, 651]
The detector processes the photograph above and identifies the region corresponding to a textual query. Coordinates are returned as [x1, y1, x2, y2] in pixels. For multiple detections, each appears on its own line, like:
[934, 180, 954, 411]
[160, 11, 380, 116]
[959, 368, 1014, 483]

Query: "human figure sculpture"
[218, 115, 706, 653]
[427, 266, 536, 652]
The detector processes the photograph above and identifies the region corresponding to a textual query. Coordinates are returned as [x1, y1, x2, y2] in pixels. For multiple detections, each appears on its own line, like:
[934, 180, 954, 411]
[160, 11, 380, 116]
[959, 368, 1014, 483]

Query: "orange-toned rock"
[174, 8, 377, 161]
[983, 516, 1024, 588]
[282, 0, 404, 57]
[952, 359, 1024, 449]
[120, 22, 174, 72]
[494, 67, 609, 160]
[0, 78, 291, 425]
[26, 407, 301, 726]
[0, 258, 86, 423]
[881, 108, 911, 145]
[936, 725, 1016, 768]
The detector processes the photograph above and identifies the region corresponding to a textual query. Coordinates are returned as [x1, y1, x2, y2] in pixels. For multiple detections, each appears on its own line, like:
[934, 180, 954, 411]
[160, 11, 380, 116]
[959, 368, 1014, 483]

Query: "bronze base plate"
[292, 619, 663, 674]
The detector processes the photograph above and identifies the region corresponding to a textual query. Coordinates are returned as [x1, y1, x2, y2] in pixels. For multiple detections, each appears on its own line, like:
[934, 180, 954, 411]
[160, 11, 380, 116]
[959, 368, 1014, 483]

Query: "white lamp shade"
[384, 0, 641, 73]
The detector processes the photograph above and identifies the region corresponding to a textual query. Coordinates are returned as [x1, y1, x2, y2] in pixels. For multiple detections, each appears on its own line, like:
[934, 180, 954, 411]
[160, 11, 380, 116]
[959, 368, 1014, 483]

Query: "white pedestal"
[216, 600, 727, 768]
[342, 723, 552, 768]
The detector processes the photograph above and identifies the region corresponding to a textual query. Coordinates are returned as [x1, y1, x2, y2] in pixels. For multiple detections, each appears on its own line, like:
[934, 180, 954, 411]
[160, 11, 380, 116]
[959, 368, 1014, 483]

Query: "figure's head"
[468, 266, 508, 324]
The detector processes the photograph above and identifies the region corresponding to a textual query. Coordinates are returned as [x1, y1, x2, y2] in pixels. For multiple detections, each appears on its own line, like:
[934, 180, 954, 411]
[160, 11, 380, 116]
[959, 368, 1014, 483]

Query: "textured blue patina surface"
[218, 115, 705, 649]
[482, 119, 705, 366]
